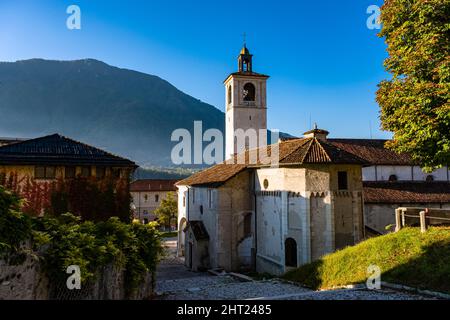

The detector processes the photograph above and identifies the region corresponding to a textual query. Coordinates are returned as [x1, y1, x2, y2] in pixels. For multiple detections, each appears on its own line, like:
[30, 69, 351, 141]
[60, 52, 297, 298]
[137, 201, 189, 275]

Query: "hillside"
[0, 59, 225, 167]
[284, 227, 450, 294]
[133, 166, 197, 180]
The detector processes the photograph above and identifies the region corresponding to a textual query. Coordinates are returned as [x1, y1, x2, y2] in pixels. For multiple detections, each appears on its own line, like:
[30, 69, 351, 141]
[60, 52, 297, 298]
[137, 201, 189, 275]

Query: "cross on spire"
[242, 32, 246, 46]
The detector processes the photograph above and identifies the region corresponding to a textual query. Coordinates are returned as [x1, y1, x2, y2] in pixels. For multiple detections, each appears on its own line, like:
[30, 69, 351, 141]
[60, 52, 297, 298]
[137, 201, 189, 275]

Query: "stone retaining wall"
[0, 254, 154, 300]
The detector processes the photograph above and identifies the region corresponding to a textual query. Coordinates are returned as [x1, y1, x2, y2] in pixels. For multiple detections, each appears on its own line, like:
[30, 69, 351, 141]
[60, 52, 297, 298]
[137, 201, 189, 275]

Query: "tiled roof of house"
[279, 138, 367, 165]
[130, 179, 178, 192]
[176, 163, 248, 187]
[363, 181, 450, 203]
[0, 138, 26, 147]
[177, 137, 367, 187]
[278, 138, 414, 165]
[328, 139, 413, 165]
[0, 134, 137, 167]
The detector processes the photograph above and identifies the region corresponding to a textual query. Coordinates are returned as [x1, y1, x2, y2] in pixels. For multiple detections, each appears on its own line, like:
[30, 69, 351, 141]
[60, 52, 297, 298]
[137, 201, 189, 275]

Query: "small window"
[96, 167, 106, 179]
[388, 174, 398, 182]
[35, 166, 56, 179]
[143, 218, 149, 225]
[338, 171, 348, 190]
[65, 166, 76, 179]
[35, 166, 46, 179]
[112, 168, 121, 179]
[227, 86, 232, 105]
[46, 167, 56, 179]
[183, 196, 186, 207]
[426, 175, 434, 182]
[263, 179, 269, 190]
[144, 194, 148, 202]
[81, 166, 91, 178]
[199, 205, 204, 215]
[155, 194, 159, 202]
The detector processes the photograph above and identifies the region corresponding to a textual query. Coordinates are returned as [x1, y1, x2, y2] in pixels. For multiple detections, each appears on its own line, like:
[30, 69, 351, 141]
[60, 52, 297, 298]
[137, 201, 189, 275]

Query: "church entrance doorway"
[285, 238, 297, 267]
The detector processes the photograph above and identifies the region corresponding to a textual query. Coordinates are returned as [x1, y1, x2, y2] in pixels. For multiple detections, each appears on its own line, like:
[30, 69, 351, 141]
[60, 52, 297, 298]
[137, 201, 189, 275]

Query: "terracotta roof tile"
[177, 138, 366, 187]
[130, 179, 178, 192]
[176, 163, 247, 187]
[280, 139, 366, 164]
[363, 181, 450, 203]
[329, 139, 413, 165]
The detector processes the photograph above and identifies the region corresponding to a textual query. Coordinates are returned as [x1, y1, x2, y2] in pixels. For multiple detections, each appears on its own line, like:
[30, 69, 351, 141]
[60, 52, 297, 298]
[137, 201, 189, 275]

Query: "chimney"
[303, 123, 329, 141]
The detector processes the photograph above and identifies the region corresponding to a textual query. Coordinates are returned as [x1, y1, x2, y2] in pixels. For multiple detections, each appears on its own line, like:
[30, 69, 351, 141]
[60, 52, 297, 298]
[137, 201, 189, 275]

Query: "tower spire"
[238, 36, 253, 73]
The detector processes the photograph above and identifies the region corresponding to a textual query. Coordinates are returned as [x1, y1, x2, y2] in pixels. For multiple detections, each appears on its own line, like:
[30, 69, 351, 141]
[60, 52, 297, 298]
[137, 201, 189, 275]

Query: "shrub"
[0, 172, 132, 222]
[0, 186, 163, 295]
[0, 185, 32, 261]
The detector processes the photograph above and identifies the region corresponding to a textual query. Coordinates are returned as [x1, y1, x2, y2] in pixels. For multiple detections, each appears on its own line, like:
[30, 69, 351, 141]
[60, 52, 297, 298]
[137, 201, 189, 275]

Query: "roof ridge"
[0, 133, 59, 149]
[299, 139, 314, 163]
[313, 138, 332, 162]
[0, 133, 136, 167]
[0, 133, 127, 160]
[299, 138, 332, 163]
[278, 138, 311, 163]
[59, 134, 129, 160]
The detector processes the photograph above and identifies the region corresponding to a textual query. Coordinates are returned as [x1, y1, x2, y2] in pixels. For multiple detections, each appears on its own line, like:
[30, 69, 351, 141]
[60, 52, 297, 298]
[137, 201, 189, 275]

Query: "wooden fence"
[395, 207, 450, 233]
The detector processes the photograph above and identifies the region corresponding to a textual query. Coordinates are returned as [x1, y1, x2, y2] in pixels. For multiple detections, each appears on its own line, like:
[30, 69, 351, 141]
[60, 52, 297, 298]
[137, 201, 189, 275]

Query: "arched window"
[388, 174, 398, 182]
[228, 86, 232, 105]
[285, 238, 297, 267]
[243, 83, 255, 101]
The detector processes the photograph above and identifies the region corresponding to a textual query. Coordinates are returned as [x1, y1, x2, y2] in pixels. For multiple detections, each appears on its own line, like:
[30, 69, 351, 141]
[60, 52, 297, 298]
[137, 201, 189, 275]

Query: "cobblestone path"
[155, 239, 434, 300]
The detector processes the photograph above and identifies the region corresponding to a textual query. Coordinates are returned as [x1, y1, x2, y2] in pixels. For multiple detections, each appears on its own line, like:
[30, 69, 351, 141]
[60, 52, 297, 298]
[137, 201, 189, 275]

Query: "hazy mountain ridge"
[0, 58, 225, 166]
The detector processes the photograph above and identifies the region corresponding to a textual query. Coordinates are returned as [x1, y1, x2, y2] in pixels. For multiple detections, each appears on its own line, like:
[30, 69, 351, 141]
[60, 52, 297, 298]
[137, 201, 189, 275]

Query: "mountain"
[0, 59, 290, 167]
[0, 59, 225, 166]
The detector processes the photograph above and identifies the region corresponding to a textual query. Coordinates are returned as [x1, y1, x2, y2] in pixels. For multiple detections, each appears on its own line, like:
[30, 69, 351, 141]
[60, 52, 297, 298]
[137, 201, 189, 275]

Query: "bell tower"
[224, 45, 269, 159]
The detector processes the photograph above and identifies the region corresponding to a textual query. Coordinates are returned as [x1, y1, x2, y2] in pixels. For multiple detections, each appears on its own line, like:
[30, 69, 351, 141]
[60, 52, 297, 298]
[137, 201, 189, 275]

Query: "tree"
[154, 192, 177, 229]
[376, 0, 450, 172]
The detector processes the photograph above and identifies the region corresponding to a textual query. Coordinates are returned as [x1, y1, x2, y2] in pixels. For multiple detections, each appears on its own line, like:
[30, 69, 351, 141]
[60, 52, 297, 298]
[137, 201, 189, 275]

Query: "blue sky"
[0, 0, 389, 139]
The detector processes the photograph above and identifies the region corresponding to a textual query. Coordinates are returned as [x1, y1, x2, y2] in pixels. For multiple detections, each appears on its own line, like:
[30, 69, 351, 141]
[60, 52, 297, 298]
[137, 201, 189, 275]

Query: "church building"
[176, 46, 450, 275]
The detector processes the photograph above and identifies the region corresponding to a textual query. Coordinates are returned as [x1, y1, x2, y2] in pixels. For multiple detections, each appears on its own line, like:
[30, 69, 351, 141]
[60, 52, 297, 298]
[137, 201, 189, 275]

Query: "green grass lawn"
[283, 227, 450, 294]
[160, 231, 178, 238]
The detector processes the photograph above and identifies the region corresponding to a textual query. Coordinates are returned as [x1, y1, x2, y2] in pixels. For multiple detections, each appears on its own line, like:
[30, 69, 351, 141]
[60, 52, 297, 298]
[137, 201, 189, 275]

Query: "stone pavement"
[154, 239, 435, 300]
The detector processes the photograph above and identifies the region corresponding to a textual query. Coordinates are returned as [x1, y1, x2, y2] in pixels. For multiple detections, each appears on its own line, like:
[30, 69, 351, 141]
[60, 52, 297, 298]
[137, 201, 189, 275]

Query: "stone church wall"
[255, 192, 284, 274]
[310, 193, 330, 261]
[287, 194, 309, 266]
[218, 171, 253, 271]
[333, 193, 356, 250]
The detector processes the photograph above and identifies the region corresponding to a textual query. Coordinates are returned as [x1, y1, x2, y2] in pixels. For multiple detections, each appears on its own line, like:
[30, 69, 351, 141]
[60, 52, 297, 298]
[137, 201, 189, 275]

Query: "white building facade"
[176, 46, 450, 276]
[131, 179, 178, 224]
